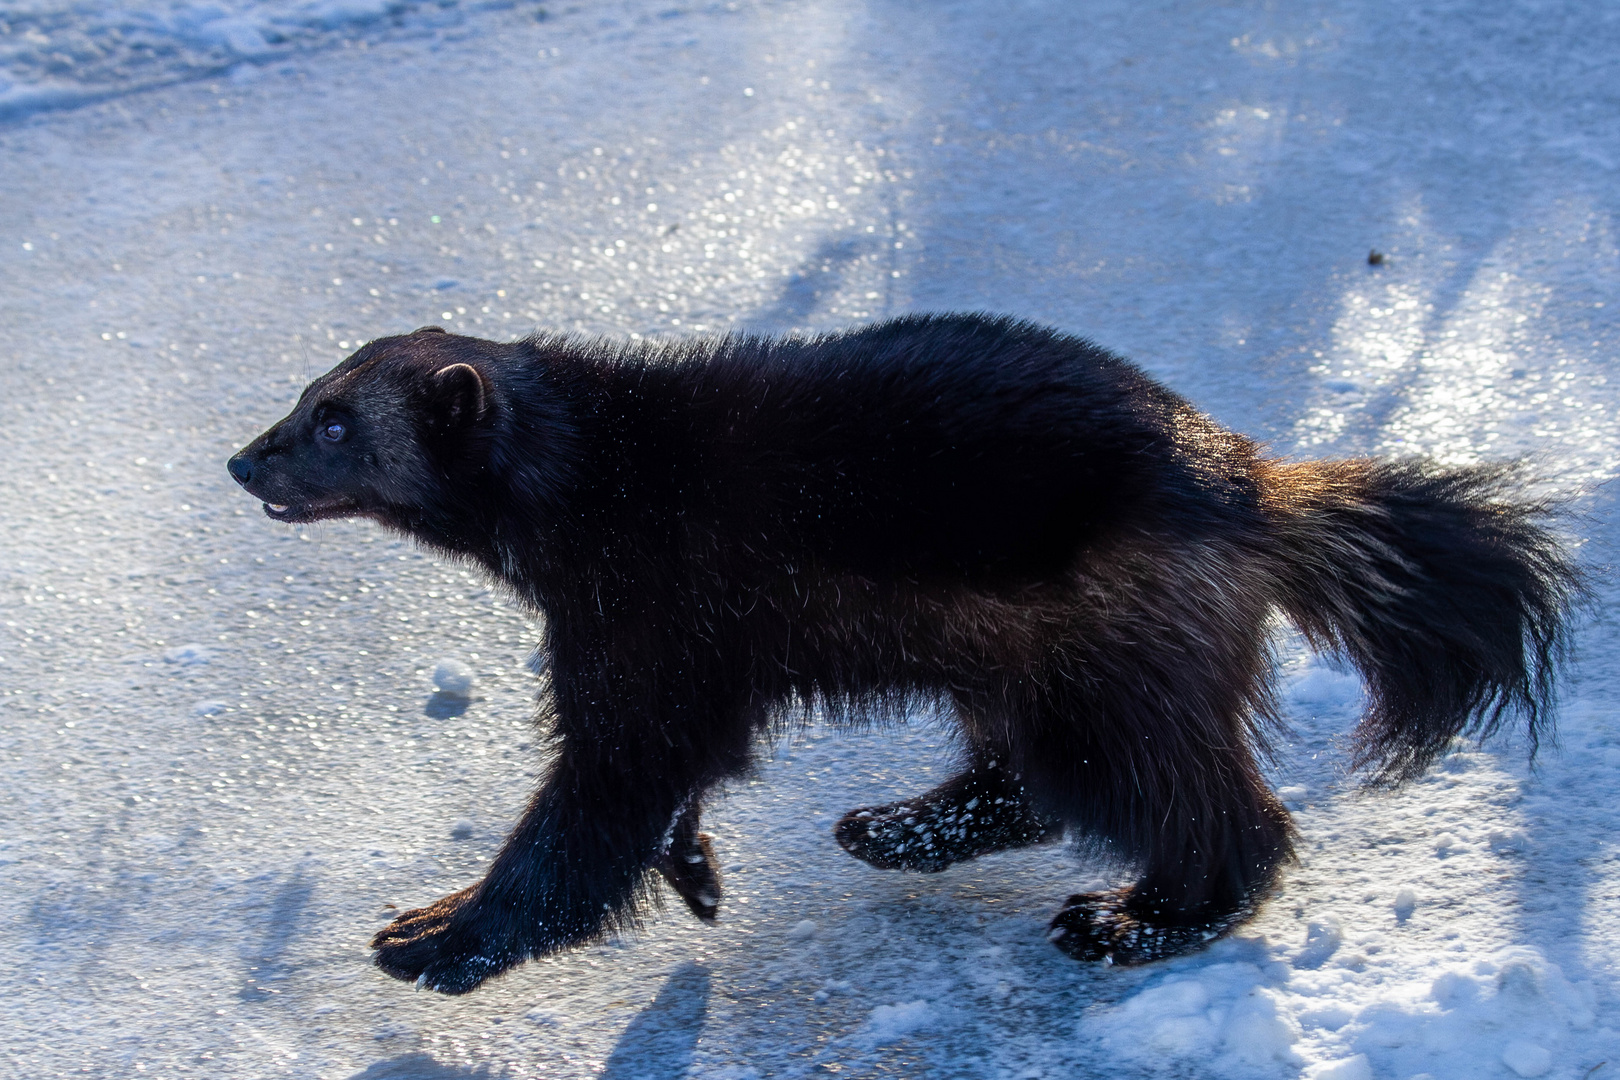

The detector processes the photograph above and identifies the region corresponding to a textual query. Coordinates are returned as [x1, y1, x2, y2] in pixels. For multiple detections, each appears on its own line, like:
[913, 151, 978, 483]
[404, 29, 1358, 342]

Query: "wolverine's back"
[573, 313, 1262, 585]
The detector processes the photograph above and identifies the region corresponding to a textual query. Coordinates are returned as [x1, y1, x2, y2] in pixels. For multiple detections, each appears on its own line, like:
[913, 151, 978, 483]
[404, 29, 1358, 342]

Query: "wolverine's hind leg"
[835, 754, 1059, 873]
[1013, 544, 1299, 966]
[1041, 735, 1294, 966]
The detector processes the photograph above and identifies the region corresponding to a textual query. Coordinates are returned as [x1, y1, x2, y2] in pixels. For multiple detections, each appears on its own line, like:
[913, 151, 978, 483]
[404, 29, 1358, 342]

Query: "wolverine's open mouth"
[263, 499, 359, 523]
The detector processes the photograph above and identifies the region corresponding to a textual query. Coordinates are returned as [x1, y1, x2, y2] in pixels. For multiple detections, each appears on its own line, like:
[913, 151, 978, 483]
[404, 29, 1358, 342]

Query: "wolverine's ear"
[430, 363, 489, 428]
[415, 325, 448, 335]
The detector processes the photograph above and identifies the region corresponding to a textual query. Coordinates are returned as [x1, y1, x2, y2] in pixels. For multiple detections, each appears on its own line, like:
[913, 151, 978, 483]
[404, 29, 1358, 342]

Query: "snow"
[1502, 1040, 1554, 1078]
[2, 0, 1618, 1076]
[1304, 1056, 1373, 1080]
[863, 999, 941, 1045]
[430, 658, 475, 699]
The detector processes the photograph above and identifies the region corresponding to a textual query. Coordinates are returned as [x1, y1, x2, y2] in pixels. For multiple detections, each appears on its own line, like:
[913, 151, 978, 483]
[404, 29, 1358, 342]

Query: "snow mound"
[1343, 946, 1601, 1078]
[1082, 950, 1304, 1071]
[1088, 942, 1605, 1079]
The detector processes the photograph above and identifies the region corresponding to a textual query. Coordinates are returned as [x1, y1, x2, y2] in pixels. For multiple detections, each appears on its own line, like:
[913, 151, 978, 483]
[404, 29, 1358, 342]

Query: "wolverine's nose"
[227, 454, 253, 486]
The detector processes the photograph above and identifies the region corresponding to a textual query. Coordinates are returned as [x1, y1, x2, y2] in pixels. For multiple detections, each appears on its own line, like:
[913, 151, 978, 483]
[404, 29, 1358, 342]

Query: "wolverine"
[226, 314, 1579, 994]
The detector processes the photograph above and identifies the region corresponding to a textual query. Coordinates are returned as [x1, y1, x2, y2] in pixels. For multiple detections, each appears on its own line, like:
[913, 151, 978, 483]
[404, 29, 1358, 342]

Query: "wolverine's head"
[227, 326, 498, 534]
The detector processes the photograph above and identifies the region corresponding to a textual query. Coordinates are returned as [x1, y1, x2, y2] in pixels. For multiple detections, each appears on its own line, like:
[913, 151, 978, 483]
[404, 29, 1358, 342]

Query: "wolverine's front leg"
[370, 759, 670, 994]
[655, 801, 723, 921]
[372, 685, 743, 994]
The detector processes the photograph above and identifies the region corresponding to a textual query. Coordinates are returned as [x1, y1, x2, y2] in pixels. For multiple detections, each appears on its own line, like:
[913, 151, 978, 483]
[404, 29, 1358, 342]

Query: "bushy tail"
[1267, 459, 1583, 784]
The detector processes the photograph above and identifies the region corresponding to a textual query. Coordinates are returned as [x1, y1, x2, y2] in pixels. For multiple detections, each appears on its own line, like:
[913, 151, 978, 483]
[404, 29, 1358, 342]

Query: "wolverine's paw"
[835, 780, 1052, 873]
[656, 830, 723, 922]
[835, 802, 960, 872]
[370, 886, 519, 995]
[1046, 889, 1235, 966]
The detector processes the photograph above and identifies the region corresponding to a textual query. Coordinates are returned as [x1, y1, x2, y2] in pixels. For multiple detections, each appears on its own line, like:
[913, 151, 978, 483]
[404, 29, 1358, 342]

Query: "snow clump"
[862, 1000, 939, 1044]
[1500, 1039, 1553, 1077]
[1342, 946, 1598, 1078]
[432, 659, 475, 699]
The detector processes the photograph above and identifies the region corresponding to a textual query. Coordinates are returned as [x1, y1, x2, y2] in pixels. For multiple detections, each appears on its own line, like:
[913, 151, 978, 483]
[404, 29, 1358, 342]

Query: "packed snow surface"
[2, 0, 1618, 1077]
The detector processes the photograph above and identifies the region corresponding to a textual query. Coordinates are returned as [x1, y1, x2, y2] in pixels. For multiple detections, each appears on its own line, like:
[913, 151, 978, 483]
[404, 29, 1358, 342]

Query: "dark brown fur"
[226, 314, 1580, 992]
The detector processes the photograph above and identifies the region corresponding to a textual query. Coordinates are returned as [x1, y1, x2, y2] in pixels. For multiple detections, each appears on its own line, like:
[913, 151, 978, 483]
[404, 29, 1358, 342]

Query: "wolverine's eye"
[321, 422, 347, 442]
